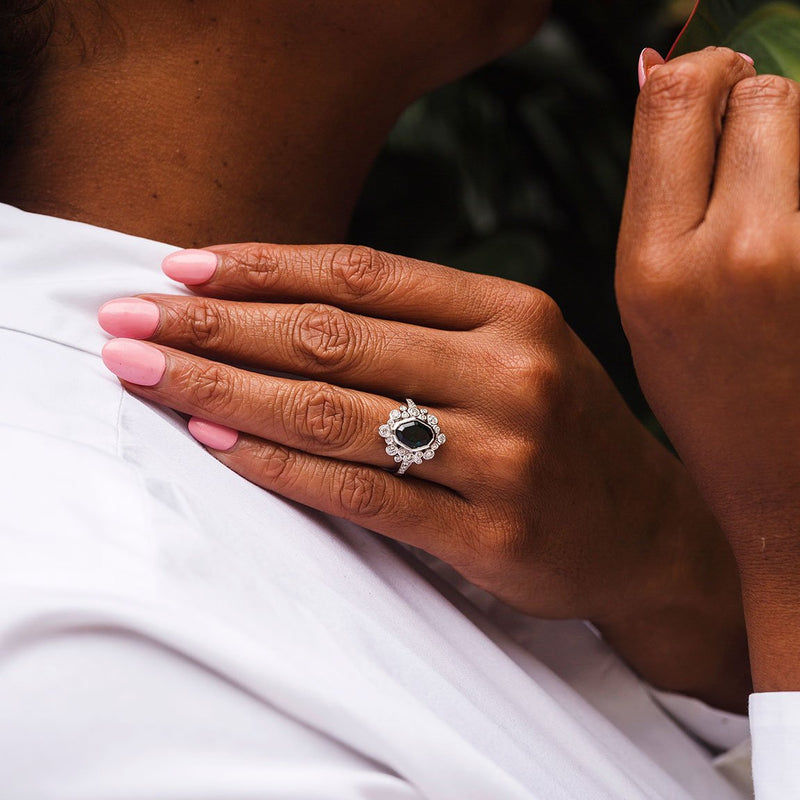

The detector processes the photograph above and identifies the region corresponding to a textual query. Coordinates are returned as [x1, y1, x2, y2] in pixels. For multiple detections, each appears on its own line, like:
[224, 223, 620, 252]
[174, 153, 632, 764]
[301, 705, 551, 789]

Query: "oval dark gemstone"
[395, 419, 435, 450]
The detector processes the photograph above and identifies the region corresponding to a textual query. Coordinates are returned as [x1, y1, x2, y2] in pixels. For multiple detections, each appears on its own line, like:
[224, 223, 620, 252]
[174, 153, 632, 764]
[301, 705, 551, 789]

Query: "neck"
[0, 4, 412, 246]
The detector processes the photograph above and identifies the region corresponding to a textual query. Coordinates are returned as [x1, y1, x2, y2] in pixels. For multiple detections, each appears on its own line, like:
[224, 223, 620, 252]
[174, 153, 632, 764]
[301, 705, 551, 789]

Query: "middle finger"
[711, 74, 800, 217]
[99, 294, 471, 404]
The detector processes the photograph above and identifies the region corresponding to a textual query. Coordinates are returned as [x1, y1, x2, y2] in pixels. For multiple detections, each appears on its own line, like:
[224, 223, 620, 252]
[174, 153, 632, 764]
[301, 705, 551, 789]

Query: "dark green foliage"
[673, 0, 800, 76]
[350, 0, 677, 427]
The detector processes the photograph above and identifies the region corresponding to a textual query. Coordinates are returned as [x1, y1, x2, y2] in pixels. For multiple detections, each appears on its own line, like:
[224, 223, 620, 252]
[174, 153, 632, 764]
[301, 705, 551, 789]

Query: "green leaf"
[672, 0, 800, 78]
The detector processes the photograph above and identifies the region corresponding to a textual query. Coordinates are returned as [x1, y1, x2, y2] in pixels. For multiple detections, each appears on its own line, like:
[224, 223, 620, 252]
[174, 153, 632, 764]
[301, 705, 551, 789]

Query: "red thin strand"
[667, 0, 702, 60]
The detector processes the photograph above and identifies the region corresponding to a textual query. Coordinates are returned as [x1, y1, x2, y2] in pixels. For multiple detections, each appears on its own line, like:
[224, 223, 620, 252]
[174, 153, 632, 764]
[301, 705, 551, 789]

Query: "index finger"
[161, 243, 499, 329]
[622, 47, 755, 242]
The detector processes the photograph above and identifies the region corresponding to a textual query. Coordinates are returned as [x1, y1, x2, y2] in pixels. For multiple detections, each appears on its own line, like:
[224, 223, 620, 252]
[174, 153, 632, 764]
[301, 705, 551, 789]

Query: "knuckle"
[290, 303, 358, 369]
[522, 353, 566, 406]
[502, 434, 539, 477]
[721, 222, 784, 275]
[498, 285, 564, 337]
[292, 381, 356, 450]
[521, 288, 564, 332]
[728, 74, 800, 111]
[617, 246, 657, 298]
[618, 240, 659, 281]
[491, 345, 567, 411]
[470, 275, 519, 319]
[179, 300, 226, 350]
[723, 224, 760, 269]
[640, 61, 711, 110]
[616, 242, 684, 314]
[702, 45, 749, 70]
[337, 466, 387, 520]
[495, 348, 540, 384]
[257, 443, 297, 485]
[182, 360, 241, 415]
[326, 245, 394, 300]
[221, 244, 281, 292]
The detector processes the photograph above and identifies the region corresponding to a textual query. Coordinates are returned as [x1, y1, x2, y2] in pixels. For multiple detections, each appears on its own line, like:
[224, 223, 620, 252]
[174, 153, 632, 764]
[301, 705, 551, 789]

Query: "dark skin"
[0, 0, 545, 246]
[106, 245, 750, 711]
[5, 1, 751, 710]
[618, 46, 800, 693]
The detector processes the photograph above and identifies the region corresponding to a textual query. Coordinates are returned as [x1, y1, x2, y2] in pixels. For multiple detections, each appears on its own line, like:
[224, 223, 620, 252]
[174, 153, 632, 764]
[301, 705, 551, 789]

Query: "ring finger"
[711, 73, 800, 216]
[101, 338, 465, 487]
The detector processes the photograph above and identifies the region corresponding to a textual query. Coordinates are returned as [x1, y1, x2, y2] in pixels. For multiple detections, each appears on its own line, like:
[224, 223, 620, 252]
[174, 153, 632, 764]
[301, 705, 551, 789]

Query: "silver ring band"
[379, 399, 446, 476]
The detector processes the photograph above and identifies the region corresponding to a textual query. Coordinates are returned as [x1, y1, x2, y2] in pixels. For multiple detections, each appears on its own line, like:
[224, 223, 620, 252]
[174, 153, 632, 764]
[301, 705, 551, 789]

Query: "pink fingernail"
[738, 52, 755, 66]
[98, 297, 160, 339]
[101, 339, 166, 386]
[162, 249, 218, 285]
[638, 47, 665, 89]
[188, 417, 239, 451]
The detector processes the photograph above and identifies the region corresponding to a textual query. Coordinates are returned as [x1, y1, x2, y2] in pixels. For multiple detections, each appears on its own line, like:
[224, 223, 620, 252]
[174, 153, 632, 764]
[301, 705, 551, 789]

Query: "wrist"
[692, 469, 800, 693]
[740, 580, 800, 693]
[594, 452, 751, 712]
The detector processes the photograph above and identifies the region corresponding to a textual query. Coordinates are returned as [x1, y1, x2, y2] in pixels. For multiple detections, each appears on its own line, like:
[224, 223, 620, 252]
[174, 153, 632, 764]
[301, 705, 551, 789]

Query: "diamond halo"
[378, 399, 446, 476]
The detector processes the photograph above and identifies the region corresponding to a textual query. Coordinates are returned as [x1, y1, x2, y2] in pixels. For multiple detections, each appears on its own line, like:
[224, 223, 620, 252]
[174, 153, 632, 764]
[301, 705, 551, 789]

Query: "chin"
[436, 0, 550, 85]
[491, 0, 552, 53]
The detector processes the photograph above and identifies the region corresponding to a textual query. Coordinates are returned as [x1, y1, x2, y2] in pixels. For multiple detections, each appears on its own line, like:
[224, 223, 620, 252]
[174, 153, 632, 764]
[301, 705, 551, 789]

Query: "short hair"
[0, 2, 54, 148]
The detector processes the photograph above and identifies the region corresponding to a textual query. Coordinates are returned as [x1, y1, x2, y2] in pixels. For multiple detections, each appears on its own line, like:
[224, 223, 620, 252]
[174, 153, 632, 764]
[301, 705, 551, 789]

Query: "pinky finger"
[187, 417, 469, 558]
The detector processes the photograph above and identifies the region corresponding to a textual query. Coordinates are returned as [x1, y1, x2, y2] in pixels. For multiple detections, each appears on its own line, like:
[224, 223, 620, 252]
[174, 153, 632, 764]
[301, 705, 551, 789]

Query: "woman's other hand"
[99, 242, 748, 708]
[617, 46, 800, 690]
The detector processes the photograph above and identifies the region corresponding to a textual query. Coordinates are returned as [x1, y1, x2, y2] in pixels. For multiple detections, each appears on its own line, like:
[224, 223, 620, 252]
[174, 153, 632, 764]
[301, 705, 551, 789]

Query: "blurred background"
[349, 0, 691, 431]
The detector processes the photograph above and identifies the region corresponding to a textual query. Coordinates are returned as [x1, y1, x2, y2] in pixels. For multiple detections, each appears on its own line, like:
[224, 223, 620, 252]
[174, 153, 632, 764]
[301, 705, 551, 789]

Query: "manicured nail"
[188, 417, 239, 451]
[101, 338, 166, 386]
[638, 48, 665, 89]
[162, 249, 218, 285]
[738, 52, 755, 66]
[98, 297, 160, 339]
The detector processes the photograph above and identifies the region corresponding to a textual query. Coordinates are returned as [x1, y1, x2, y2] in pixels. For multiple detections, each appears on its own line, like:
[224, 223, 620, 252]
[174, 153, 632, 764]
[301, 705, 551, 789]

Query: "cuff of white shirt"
[650, 687, 750, 752]
[750, 692, 800, 799]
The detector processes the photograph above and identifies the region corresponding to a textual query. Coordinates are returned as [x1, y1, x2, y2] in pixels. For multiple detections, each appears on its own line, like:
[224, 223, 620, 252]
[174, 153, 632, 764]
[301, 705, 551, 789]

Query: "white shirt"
[0, 202, 787, 799]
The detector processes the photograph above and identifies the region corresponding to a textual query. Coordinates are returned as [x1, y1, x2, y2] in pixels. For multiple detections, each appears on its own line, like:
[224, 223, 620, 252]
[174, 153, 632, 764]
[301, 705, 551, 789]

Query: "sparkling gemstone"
[394, 419, 435, 450]
[379, 424, 391, 438]
[427, 415, 438, 426]
[422, 450, 434, 460]
[437, 433, 446, 445]
[390, 410, 401, 420]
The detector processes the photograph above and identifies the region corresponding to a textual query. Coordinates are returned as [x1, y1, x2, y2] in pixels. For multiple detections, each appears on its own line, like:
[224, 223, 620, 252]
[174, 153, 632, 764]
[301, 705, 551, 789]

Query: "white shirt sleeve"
[648, 688, 750, 752]
[750, 692, 800, 799]
[0, 625, 421, 800]
[647, 688, 753, 796]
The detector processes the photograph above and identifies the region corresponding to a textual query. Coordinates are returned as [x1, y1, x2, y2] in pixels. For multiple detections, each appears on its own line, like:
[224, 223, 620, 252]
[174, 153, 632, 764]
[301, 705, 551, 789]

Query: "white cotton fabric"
[0, 201, 777, 799]
[750, 694, 800, 799]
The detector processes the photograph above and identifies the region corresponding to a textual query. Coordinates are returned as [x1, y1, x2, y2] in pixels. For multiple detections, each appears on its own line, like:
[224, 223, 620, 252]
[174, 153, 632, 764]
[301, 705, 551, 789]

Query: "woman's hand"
[99, 242, 748, 707]
[617, 47, 800, 691]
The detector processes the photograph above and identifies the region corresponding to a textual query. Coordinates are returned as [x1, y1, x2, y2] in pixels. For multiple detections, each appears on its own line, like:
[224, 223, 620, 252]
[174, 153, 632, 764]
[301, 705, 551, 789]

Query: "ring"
[379, 399, 446, 476]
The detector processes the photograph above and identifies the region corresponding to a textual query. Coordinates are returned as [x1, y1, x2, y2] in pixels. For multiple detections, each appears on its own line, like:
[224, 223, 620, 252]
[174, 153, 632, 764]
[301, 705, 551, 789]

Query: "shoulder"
[0, 326, 123, 455]
[0, 598, 410, 799]
[0, 333, 413, 798]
